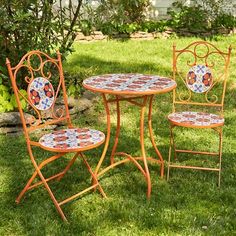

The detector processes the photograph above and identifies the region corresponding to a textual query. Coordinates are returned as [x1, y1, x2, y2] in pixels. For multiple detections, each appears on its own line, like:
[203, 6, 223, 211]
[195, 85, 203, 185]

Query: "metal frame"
[83, 74, 176, 198]
[92, 94, 168, 198]
[167, 41, 232, 185]
[6, 50, 106, 221]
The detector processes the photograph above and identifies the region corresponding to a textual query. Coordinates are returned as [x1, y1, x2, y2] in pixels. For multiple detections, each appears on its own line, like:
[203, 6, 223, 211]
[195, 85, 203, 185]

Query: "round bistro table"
[83, 73, 176, 198]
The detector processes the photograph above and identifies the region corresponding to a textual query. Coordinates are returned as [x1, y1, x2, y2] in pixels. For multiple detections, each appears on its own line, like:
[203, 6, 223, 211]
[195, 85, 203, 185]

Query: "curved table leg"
[98, 152, 147, 178]
[94, 94, 111, 176]
[96, 94, 156, 199]
[110, 96, 121, 164]
[148, 95, 164, 178]
[140, 96, 151, 198]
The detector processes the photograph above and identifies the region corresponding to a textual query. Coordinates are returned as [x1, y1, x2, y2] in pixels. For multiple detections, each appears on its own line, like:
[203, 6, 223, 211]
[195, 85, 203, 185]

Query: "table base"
[95, 94, 164, 198]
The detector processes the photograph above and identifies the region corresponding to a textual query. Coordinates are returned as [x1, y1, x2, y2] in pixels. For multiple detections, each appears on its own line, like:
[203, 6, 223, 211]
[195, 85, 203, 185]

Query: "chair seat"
[39, 128, 105, 152]
[168, 111, 224, 128]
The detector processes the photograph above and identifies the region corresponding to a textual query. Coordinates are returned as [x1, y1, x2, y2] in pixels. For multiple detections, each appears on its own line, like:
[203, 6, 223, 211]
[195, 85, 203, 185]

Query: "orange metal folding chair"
[167, 41, 232, 186]
[6, 50, 107, 221]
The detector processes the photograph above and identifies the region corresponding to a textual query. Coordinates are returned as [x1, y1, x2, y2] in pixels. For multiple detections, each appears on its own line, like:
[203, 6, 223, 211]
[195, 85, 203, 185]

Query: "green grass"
[1, 36, 236, 235]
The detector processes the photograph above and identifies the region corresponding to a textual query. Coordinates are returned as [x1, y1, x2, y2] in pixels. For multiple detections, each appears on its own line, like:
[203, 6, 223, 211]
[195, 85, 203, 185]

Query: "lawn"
[1, 36, 236, 235]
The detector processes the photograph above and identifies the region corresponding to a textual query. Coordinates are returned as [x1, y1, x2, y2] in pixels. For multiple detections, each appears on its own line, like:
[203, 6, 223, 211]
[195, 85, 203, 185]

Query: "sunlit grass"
[1, 36, 236, 235]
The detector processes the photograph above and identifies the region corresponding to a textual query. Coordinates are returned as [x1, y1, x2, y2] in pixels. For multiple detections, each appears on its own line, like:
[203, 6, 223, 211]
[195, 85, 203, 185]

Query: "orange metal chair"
[6, 50, 107, 221]
[167, 41, 232, 185]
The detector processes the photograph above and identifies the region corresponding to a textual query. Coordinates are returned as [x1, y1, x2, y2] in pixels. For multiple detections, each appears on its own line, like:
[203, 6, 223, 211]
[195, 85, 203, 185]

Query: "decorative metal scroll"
[173, 41, 231, 106]
[10, 51, 68, 128]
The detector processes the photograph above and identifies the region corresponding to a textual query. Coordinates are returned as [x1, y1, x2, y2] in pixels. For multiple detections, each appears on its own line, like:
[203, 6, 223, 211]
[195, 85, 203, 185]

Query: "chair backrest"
[6, 50, 72, 138]
[172, 41, 232, 114]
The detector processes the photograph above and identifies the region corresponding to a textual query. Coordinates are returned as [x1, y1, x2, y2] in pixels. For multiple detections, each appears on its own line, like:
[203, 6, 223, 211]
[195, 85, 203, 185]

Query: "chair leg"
[17, 151, 106, 221]
[171, 127, 178, 160]
[16, 153, 64, 203]
[218, 128, 223, 187]
[16, 170, 38, 203]
[26, 156, 68, 221]
[167, 144, 172, 181]
[57, 153, 79, 181]
[36, 168, 67, 221]
[168, 125, 223, 186]
[16, 153, 68, 221]
[79, 153, 107, 198]
[167, 125, 175, 181]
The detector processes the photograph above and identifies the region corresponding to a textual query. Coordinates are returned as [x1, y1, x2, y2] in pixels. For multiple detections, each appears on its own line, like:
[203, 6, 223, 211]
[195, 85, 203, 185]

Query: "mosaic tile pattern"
[168, 111, 224, 127]
[28, 77, 55, 111]
[186, 65, 213, 93]
[39, 128, 105, 151]
[83, 74, 176, 94]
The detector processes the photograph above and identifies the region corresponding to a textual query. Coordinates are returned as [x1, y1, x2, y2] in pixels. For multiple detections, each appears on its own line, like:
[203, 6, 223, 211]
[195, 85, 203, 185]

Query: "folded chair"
[6, 50, 107, 221]
[167, 41, 231, 186]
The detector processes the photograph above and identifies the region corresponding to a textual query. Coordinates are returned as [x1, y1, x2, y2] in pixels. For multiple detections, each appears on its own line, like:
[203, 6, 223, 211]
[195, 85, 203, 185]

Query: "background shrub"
[0, 0, 83, 112]
[167, 0, 236, 32]
[80, 0, 151, 35]
[167, 2, 210, 31]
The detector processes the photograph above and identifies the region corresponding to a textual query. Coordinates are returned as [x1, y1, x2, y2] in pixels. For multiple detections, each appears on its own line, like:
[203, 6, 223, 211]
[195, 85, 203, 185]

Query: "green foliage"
[118, 23, 139, 34]
[99, 20, 168, 36]
[0, 72, 14, 112]
[0, 0, 76, 65]
[81, 0, 152, 35]
[64, 65, 97, 98]
[116, 0, 151, 23]
[167, 2, 210, 31]
[80, 0, 235, 36]
[64, 72, 84, 98]
[213, 13, 236, 29]
[168, 1, 236, 32]
[199, 1, 236, 31]
[193, 0, 231, 21]
[0, 84, 14, 113]
[97, 0, 150, 24]
[99, 22, 116, 35]
[0, 0, 83, 112]
[0, 74, 27, 112]
[79, 19, 93, 36]
[140, 20, 167, 33]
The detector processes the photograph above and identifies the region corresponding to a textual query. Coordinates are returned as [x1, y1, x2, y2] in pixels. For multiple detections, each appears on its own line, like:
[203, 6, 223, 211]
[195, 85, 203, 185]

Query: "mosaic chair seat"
[167, 41, 232, 186]
[168, 111, 224, 128]
[6, 51, 107, 221]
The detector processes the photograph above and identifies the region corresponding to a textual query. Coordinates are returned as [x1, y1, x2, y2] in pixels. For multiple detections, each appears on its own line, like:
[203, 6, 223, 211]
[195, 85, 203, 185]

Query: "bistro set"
[6, 41, 232, 221]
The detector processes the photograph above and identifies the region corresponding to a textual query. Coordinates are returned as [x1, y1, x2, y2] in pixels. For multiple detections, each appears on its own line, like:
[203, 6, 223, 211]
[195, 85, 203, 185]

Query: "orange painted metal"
[140, 96, 151, 197]
[83, 74, 176, 198]
[83, 76, 176, 96]
[110, 96, 121, 165]
[6, 50, 106, 221]
[148, 95, 164, 177]
[167, 41, 232, 185]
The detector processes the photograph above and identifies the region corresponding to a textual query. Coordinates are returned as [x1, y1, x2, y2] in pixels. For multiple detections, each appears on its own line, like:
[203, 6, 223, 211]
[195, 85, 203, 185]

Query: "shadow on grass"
[65, 54, 173, 78]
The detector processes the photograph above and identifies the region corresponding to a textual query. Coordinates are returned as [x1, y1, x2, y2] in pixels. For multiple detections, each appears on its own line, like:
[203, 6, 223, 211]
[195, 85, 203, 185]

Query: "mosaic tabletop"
[83, 74, 176, 95]
[39, 128, 105, 152]
[168, 111, 224, 127]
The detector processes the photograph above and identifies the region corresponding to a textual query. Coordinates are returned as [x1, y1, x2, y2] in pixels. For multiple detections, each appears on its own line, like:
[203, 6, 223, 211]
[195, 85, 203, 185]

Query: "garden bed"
[75, 28, 236, 43]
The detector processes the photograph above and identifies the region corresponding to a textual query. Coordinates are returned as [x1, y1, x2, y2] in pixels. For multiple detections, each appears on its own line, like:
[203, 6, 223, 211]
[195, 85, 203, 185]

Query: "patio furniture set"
[6, 41, 232, 221]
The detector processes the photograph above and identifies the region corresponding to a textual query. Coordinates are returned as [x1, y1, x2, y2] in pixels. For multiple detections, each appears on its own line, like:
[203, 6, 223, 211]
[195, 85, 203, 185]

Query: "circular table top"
[83, 73, 176, 96]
